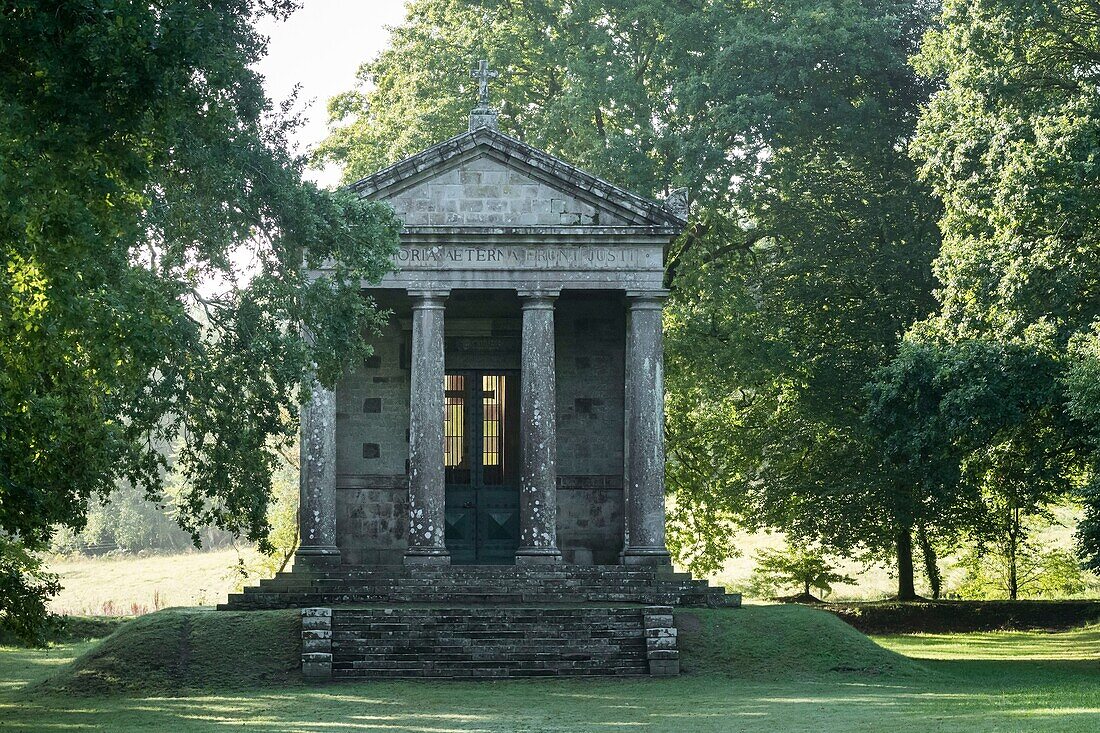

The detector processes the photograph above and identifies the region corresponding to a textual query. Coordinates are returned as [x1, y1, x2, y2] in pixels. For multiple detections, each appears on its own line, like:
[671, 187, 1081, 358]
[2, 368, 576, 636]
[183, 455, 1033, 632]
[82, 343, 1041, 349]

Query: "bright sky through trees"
[254, 1, 409, 188]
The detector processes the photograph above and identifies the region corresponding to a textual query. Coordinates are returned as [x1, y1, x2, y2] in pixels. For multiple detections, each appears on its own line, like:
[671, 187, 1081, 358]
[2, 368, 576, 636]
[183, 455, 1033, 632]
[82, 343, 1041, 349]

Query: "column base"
[515, 547, 563, 565]
[294, 546, 341, 570]
[621, 547, 672, 567]
[404, 547, 451, 566]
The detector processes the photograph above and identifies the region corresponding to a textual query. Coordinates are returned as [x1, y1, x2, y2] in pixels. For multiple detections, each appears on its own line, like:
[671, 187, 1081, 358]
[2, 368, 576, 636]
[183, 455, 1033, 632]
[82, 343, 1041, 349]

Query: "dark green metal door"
[443, 372, 520, 564]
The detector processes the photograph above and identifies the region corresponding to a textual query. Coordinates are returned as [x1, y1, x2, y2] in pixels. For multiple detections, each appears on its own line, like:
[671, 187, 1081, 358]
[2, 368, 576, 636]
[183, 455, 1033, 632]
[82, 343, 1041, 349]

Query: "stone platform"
[219, 565, 741, 610]
[222, 566, 738, 680]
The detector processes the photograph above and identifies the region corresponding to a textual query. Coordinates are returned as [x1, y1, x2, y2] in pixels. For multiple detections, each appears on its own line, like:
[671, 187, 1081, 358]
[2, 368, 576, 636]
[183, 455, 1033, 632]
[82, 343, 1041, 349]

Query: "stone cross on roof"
[471, 59, 498, 110]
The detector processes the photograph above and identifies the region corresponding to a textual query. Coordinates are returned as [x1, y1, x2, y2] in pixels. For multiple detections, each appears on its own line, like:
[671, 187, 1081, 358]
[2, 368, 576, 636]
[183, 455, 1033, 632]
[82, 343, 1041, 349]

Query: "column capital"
[408, 289, 449, 309]
[625, 289, 670, 307]
[517, 289, 559, 308]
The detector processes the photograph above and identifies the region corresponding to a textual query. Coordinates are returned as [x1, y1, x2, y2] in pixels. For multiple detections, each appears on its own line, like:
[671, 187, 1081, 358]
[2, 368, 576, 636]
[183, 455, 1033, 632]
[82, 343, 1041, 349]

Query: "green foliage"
[51, 482, 233, 555]
[912, 0, 1100, 344]
[833, 601, 1100, 634]
[659, 1, 942, 589]
[665, 496, 740, 577]
[0, 2, 399, 632]
[316, 0, 679, 196]
[747, 546, 855, 600]
[955, 546, 1089, 601]
[229, 453, 299, 587]
[1066, 328, 1100, 571]
[319, 1, 944, 596]
[0, 538, 61, 647]
[907, 0, 1100, 569]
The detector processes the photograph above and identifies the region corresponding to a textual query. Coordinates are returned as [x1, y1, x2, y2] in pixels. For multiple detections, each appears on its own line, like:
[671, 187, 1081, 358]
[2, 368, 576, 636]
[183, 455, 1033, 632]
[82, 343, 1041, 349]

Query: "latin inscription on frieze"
[394, 244, 658, 270]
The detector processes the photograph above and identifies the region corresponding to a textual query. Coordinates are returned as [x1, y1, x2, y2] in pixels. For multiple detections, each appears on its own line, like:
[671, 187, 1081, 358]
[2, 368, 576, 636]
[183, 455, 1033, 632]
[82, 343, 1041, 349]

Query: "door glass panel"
[481, 374, 505, 485]
[444, 374, 470, 485]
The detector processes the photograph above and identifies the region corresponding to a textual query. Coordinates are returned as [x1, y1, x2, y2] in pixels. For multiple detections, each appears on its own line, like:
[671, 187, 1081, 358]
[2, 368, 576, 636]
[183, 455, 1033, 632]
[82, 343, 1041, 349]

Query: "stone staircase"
[219, 565, 740, 610]
[301, 605, 680, 680]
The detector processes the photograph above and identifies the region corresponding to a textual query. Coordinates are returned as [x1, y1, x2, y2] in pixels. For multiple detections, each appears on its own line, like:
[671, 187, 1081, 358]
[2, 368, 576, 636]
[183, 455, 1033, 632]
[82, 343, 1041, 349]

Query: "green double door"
[443, 371, 521, 564]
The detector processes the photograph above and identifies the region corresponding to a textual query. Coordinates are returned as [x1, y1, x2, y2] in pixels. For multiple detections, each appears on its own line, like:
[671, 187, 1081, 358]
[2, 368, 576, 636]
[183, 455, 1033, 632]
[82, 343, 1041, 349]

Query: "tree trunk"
[917, 524, 942, 600]
[1008, 505, 1020, 601]
[896, 527, 917, 601]
[804, 579, 811, 598]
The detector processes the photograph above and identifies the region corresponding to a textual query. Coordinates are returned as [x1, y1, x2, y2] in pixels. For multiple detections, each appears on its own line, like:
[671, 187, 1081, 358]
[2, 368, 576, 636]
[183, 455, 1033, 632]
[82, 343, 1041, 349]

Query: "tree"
[909, 0, 1100, 565]
[747, 545, 854, 602]
[319, 0, 945, 600]
[0, 1, 400, 643]
[866, 337, 1084, 599]
[316, 0, 678, 197]
[661, 0, 943, 599]
[1066, 328, 1100, 571]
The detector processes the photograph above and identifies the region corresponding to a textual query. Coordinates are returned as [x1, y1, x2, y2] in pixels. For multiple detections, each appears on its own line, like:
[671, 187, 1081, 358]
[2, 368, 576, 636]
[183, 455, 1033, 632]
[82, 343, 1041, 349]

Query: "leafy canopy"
[903, 0, 1100, 570]
[0, 0, 399, 642]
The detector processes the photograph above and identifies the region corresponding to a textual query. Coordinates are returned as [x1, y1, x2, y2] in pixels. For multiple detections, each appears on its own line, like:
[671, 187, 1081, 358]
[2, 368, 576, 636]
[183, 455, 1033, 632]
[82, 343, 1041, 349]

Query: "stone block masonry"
[301, 607, 333, 681]
[644, 606, 679, 676]
[298, 605, 681, 681]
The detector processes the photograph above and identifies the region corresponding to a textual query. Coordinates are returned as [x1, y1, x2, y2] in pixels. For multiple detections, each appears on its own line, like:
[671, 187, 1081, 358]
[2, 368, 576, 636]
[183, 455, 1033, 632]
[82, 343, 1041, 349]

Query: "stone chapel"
[296, 83, 683, 571]
[223, 64, 738, 680]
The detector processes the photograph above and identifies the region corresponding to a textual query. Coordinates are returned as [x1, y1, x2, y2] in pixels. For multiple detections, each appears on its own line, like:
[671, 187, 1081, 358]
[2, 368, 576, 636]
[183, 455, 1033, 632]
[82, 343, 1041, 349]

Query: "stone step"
[302, 605, 673, 680]
[220, 565, 739, 611]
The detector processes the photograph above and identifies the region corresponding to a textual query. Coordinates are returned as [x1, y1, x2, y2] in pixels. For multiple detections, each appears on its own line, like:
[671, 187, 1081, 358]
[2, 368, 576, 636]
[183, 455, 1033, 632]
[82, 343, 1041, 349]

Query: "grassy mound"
[33, 604, 921, 695]
[676, 605, 928, 680]
[0, 615, 126, 647]
[36, 608, 300, 696]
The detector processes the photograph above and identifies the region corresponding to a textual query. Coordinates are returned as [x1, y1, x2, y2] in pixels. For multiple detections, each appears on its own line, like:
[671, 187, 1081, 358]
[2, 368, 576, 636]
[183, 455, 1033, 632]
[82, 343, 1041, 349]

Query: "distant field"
[46, 549, 265, 615]
[710, 505, 1089, 600]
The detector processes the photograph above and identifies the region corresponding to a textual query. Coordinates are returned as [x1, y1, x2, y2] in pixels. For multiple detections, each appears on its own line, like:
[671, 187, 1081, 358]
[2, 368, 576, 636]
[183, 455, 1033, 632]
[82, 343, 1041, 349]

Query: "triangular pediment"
[348, 127, 685, 231]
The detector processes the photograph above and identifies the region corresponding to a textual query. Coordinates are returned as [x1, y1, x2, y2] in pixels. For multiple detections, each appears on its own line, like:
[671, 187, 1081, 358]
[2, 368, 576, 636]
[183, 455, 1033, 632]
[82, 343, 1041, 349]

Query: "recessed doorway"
[443, 371, 521, 564]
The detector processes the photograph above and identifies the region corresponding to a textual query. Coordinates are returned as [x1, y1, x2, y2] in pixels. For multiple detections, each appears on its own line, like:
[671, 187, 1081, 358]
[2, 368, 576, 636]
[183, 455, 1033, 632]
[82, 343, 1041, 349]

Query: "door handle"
[463, 501, 474, 508]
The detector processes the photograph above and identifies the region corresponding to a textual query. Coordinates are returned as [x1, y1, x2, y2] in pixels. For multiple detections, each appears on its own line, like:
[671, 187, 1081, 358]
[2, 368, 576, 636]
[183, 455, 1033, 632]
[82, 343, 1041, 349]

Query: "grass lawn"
[3, 606, 1100, 732]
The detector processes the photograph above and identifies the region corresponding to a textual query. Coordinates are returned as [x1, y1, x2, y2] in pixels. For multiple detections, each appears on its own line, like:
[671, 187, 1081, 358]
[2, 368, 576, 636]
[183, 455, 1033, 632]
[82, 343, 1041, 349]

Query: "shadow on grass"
[0, 642, 97, 693]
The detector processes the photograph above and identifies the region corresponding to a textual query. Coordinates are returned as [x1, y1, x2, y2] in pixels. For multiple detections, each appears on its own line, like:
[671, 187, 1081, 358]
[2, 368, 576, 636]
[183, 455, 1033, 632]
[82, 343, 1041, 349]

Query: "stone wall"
[335, 316, 411, 565]
[555, 293, 625, 564]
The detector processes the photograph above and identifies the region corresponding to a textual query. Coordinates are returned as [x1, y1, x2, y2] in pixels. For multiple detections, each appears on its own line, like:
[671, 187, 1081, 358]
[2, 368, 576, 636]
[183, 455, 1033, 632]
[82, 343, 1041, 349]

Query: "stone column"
[622, 291, 672, 566]
[515, 291, 562, 564]
[404, 290, 450, 565]
[295, 381, 340, 569]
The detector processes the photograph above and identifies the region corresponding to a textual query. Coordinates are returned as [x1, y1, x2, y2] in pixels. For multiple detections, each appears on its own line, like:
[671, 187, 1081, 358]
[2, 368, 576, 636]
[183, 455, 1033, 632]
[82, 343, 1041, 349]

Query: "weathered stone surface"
[385, 156, 628, 229]
[516, 293, 561, 564]
[644, 614, 675, 629]
[295, 382, 339, 568]
[404, 292, 450, 565]
[302, 638, 331, 654]
[301, 607, 333, 682]
[223, 566, 739, 610]
[646, 649, 679, 660]
[648, 659, 680, 677]
[328, 606, 649, 680]
[623, 293, 672, 566]
[348, 127, 684, 228]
